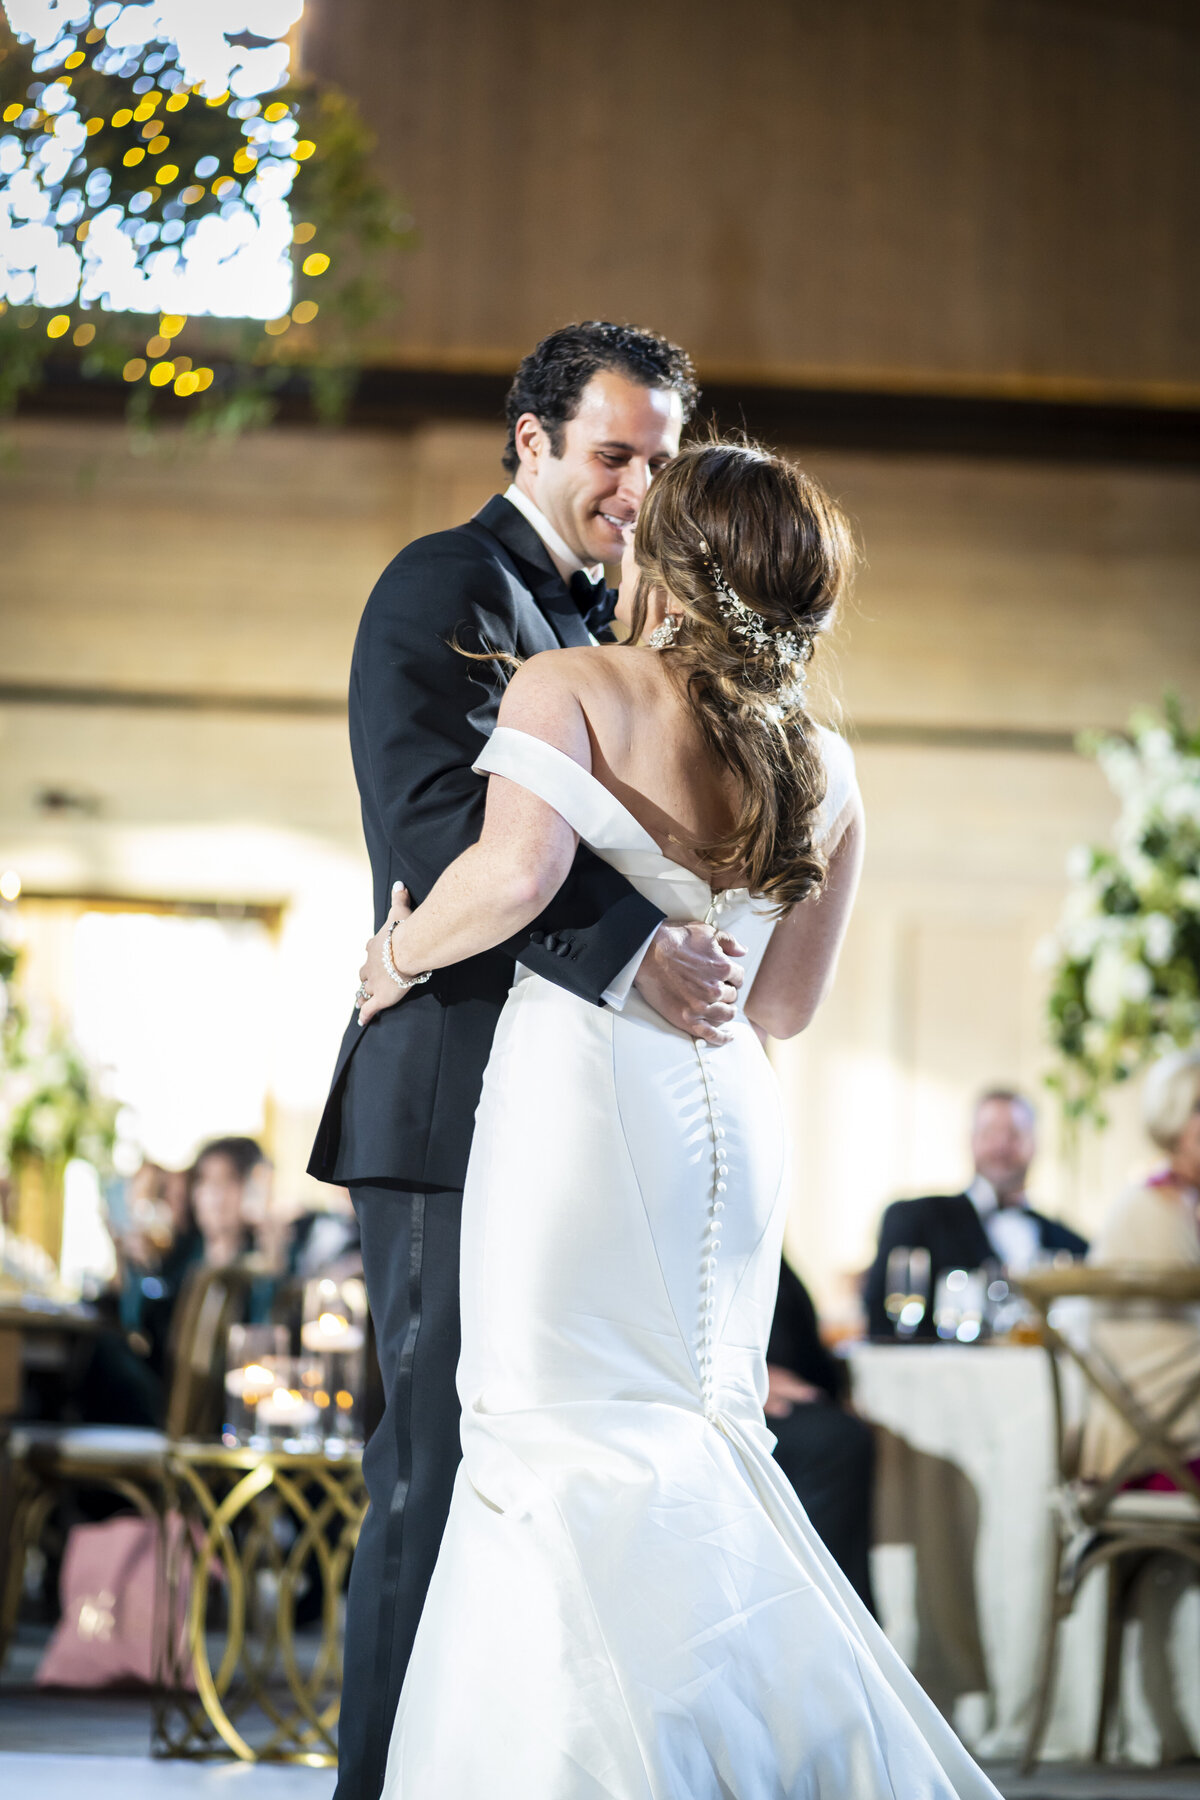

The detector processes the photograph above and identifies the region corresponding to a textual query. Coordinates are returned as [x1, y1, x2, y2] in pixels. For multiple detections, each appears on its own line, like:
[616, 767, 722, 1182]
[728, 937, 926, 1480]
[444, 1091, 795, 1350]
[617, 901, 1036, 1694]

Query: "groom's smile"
[511, 366, 684, 569]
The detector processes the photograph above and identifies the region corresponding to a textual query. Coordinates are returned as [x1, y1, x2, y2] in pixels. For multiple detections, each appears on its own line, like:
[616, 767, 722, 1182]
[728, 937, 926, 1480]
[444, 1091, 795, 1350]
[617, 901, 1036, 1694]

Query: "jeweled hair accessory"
[697, 536, 811, 671]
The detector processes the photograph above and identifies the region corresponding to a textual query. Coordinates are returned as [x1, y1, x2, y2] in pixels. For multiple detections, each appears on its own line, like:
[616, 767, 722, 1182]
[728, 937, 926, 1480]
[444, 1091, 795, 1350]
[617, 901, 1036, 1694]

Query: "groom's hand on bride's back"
[633, 923, 746, 1046]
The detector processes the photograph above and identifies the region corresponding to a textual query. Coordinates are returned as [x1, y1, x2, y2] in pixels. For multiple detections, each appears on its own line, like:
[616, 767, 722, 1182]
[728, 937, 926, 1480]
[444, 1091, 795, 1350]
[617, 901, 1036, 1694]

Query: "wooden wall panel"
[301, 0, 1200, 396]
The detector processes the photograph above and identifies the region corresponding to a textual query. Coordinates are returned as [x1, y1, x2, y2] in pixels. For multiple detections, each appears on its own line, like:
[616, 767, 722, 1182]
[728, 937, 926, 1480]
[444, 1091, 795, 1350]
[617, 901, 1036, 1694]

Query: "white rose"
[1142, 913, 1175, 965]
[1085, 943, 1127, 1022]
[1162, 778, 1200, 825]
[1065, 917, 1106, 961]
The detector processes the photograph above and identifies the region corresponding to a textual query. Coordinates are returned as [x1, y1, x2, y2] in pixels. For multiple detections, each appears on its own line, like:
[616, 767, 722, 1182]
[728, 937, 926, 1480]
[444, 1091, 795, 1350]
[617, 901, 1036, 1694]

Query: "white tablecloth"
[846, 1342, 1200, 1762]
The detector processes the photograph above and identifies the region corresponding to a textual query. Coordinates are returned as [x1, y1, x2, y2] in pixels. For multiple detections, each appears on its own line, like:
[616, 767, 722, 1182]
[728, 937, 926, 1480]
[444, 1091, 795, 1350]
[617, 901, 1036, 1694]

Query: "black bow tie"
[568, 568, 619, 640]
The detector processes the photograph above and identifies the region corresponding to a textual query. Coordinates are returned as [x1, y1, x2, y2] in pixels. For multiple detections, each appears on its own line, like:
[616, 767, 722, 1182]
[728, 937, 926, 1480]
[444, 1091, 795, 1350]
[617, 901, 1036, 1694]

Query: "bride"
[356, 442, 1000, 1798]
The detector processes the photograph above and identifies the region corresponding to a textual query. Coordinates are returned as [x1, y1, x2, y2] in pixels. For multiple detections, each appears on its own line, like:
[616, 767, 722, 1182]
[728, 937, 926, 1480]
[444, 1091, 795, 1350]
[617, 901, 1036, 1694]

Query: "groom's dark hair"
[502, 321, 698, 476]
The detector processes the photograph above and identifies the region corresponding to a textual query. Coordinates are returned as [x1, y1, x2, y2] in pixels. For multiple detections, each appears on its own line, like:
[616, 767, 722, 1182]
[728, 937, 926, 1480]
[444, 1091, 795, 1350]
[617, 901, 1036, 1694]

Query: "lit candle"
[255, 1386, 320, 1430]
[300, 1310, 365, 1354]
[225, 1361, 274, 1398]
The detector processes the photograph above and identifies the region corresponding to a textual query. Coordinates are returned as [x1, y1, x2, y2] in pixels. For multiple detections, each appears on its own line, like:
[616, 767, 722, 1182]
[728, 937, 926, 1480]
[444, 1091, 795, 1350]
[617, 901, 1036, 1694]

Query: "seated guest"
[1081, 1047, 1200, 1763]
[865, 1089, 1087, 1340]
[1083, 1047, 1200, 1484]
[79, 1139, 273, 1425]
[767, 1258, 876, 1612]
[190, 1135, 275, 1269]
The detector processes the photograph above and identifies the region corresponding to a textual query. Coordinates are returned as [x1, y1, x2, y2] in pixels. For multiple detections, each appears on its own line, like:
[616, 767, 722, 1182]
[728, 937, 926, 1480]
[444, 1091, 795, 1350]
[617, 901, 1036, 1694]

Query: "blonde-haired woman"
[1084, 1047, 1200, 1760]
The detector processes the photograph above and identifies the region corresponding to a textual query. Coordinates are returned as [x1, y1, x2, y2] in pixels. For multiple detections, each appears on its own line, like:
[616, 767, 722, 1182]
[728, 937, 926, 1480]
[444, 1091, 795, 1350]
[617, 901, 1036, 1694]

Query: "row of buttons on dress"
[696, 890, 732, 1423]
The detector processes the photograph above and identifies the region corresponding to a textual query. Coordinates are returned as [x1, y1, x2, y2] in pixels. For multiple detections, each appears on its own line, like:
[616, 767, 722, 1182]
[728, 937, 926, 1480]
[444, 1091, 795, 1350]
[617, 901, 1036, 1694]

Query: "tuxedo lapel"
[941, 1193, 995, 1268]
[472, 495, 593, 650]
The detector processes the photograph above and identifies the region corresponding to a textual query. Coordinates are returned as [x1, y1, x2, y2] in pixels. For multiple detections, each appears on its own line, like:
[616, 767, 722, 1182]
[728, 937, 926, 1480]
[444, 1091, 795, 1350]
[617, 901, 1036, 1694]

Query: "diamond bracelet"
[382, 923, 433, 992]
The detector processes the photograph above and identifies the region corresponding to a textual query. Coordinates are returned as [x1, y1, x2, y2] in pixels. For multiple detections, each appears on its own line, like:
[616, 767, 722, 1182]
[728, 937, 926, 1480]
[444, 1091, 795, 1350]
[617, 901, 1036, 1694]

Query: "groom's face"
[517, 369, 683, 567]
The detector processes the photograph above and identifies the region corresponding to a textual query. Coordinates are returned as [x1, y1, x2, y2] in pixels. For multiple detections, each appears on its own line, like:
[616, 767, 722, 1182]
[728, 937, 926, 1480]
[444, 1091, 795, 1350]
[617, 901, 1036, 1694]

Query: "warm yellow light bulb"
[159, 314, 186, 337]
[72, 323, 95, 346]
[46, 314, 70, 338]
[65, 50, 85, 68]
[122, 358, 147, 382]
[165, 93, 188, 113]
[292, 221, 316, 244]
[85, 116, 103, 135]
[302, 252, 330, 278]
[112, 107, 132, 127]
[292, 300, 319, 325]
[0, 871, 21, 902]
[293, 139, 316, 161]
[3, 103, 22, 123]
[264, 102, 289, 122]
[157, 162, 178, 184]
[123, 146, 145, 166]
[148, 362, 175, 387]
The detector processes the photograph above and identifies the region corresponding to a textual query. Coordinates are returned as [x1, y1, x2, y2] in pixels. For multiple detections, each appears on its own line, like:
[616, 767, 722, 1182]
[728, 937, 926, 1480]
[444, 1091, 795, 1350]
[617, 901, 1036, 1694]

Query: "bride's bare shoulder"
[495, 650, 598, 763]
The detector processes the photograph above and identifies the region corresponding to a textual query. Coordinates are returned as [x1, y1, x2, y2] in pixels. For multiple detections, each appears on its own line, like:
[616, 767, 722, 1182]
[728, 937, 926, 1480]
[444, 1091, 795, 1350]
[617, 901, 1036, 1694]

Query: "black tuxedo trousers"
[338, 1184, 462, 1800]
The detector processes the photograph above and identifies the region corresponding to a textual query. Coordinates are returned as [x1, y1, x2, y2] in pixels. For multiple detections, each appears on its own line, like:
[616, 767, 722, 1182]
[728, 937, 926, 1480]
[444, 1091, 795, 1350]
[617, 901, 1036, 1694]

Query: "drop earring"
[648, 614, 680, 650]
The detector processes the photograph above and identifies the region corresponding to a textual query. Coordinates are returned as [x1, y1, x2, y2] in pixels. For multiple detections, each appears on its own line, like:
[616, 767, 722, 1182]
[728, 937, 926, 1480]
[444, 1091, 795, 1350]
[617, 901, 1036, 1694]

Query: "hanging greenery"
[1042, 697, 1200, 1128]
[0, 3, 413, 435]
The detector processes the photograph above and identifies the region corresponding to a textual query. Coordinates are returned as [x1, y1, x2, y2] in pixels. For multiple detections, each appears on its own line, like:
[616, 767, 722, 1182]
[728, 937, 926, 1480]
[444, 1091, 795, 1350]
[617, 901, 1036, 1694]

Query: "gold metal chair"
[1016, 1264, 1200, 1772]
[0, 1262, 253, 1669]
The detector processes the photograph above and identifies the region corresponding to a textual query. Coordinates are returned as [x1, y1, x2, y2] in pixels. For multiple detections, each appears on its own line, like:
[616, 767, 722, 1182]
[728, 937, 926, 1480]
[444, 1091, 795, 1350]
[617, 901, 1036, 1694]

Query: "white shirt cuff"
[602, 925, 660, 1011]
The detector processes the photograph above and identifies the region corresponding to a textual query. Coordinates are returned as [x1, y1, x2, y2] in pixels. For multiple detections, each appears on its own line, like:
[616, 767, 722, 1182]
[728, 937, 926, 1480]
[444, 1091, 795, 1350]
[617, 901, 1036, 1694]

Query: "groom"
[310, 321, 747, 1800]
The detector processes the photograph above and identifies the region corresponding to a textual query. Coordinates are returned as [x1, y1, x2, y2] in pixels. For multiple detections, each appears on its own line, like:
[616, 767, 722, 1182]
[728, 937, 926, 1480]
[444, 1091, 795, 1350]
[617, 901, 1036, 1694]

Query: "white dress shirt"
[502, 483, 603, 586]
[499, 487, 656, 1009]
[966, 1175, 1043, 1272]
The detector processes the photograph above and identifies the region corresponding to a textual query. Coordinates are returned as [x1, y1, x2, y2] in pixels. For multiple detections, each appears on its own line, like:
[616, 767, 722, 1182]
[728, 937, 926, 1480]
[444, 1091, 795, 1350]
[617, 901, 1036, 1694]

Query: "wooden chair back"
[1016, 1265, 1200, 1523]
[163, 1263, 254, 1441]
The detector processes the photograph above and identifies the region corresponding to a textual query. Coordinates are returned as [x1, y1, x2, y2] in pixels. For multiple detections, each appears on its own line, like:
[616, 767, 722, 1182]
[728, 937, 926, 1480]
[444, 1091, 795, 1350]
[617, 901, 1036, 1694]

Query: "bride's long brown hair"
[627, 442, 854, 911]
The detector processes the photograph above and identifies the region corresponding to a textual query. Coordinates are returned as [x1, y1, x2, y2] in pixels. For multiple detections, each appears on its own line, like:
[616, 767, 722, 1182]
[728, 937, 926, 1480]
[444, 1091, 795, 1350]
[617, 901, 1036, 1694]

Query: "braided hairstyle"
[627, 441, 855, 910]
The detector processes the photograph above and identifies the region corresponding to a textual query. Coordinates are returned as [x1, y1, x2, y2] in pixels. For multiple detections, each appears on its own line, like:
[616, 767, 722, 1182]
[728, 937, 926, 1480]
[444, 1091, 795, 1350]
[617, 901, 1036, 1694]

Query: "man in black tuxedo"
[864, 1088, 1088, 1340]
[309, 323, 747, 1800]
[767, 1259, 876, 1612]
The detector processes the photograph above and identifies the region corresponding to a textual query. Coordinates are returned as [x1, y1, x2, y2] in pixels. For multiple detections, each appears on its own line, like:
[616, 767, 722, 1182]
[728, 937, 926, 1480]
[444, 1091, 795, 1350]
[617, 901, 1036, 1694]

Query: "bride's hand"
[357, 883, 416, 1025]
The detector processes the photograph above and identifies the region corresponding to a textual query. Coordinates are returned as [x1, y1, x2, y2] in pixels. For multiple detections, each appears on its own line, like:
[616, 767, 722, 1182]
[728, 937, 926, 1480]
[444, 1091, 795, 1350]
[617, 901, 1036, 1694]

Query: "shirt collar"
[503, 483, 602, 587]
[966, 1173, 1028, 1217]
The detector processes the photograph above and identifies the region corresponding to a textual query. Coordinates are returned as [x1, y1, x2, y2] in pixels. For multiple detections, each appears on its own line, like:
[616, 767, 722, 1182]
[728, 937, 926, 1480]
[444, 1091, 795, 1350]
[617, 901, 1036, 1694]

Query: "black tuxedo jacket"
[308, 495, 664, 1191]
[864, 1190, 1089, 1341]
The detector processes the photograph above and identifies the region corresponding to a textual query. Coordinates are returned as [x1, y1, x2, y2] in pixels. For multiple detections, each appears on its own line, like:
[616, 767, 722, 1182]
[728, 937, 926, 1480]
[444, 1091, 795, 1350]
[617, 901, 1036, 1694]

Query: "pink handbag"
[36, 1512, 198, 1689]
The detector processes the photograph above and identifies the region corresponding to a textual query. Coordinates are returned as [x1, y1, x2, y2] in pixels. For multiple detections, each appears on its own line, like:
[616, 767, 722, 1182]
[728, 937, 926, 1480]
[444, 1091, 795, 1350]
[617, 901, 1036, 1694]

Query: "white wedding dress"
[382, 724, 1000, 1799]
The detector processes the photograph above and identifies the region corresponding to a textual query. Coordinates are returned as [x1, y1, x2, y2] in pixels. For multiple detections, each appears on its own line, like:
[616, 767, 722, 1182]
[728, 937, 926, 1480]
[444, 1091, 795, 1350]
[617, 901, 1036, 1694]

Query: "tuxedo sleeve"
[353, 537, 663, 1005]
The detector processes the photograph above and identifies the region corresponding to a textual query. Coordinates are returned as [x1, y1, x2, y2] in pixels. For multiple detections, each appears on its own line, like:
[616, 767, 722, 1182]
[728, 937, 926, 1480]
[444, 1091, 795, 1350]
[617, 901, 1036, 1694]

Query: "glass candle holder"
[248, 1353, 324, 1450]
[224, 1323, 289, 1446]
[300, 1276, 368, 1449]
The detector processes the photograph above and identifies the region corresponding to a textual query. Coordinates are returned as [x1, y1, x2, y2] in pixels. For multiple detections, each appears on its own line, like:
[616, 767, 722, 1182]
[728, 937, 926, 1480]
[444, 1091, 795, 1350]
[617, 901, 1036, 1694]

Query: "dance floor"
[2, 1636, 1198, 1800]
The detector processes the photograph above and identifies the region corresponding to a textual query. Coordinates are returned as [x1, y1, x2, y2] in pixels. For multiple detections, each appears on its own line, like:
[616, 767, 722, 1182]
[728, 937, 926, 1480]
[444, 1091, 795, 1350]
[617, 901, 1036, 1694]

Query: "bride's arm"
[356, 661, 586, 1024]
[743, 795, 865, 1040]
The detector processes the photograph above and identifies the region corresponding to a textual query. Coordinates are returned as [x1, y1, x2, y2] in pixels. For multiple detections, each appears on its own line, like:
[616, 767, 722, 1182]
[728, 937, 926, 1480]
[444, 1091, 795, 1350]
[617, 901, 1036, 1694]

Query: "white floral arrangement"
[1043, 698, 1200, 1125]
[0, 913, 119, 1178]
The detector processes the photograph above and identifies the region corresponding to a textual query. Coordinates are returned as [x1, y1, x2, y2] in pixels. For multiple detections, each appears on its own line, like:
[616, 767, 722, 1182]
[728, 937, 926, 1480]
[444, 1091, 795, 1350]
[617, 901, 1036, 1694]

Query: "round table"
[847, 1341, 1200, 1762]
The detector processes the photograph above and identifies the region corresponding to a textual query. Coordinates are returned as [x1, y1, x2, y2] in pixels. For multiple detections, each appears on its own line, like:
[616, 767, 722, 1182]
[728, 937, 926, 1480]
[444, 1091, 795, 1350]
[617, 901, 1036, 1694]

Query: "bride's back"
[565, 643, 740, 883]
